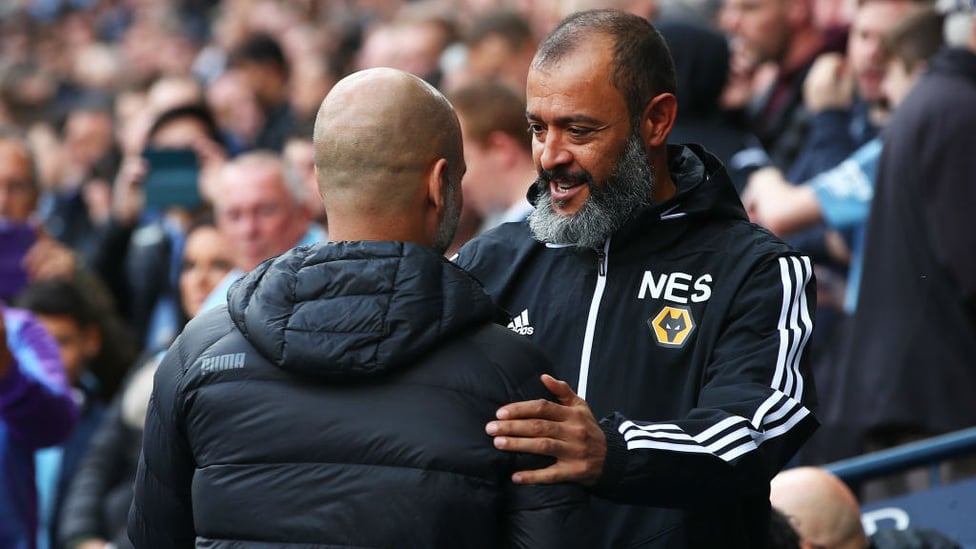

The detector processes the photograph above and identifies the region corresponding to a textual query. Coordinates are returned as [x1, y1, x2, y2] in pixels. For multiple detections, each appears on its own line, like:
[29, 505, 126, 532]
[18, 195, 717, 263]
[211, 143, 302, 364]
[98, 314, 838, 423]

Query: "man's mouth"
[553, 180, 583, 192]
[550, 179, 586, 203]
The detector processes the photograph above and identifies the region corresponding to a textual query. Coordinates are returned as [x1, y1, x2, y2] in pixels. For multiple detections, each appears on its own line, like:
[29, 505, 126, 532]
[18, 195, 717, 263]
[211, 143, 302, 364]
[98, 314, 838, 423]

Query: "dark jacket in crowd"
[128, 241, 589, 548]
[831, 47, 976, 444]
[59, 357, 160, 549]
[456, 145, 819, 548]
[657, 17, 752, 192]
[92, 217, 181, 352]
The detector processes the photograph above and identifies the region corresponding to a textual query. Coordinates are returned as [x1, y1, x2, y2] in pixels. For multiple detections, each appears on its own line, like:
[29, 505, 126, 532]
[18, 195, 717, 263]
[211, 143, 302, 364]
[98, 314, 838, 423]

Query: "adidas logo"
[506, 309, 534, 336]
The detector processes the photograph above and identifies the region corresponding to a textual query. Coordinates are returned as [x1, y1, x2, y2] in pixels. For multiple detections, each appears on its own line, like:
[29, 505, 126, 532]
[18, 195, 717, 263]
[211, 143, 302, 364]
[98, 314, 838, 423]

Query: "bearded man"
[454, 9, 819, 548]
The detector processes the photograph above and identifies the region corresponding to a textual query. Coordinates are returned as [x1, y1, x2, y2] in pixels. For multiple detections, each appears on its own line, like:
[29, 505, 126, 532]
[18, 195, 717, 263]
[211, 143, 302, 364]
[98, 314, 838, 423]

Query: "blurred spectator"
[0, 61, 59, 129]
[278, 22, 338, 123]
[743, 6, 946, 468]
[282, 125, 327, 228]
[203, 151, 322, 310]
[228, 32, 293, 152]
[41, 98, 118, 264]
[448, 79, 534, 233]
[145, 74, 205, 121]
[58, 219, 232, 549]
[15, 279, 109, 549]
[743, 5, 944, 311]
[787, 0, 923, 183]
[205, 70, 266, 156]
[1, 305, 77, 549]
[657, 16, 753, 192]
[562, 0, 659, 20]
[356, 1, 459, 88]
[771, 467, 869, 549]
[0, 128, 87, 295]
[451, 9, 536, 93]
[770, 467, 961, 548]
[92, 104, 225, 353]
[719, 0, 840, 172]
[835, 0, 976, 500]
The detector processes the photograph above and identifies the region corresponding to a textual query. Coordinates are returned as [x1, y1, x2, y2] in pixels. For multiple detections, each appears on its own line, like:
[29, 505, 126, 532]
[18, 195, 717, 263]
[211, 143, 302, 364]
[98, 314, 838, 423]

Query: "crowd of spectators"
[1, 0, 974, 547]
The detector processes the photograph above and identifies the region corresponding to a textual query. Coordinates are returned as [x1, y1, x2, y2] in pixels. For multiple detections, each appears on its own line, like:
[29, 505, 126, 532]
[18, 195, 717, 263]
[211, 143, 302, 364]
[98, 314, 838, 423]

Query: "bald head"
[312, 68, 463, 252]
[313, 68, 462, 216]
[770, 467, 868, 549]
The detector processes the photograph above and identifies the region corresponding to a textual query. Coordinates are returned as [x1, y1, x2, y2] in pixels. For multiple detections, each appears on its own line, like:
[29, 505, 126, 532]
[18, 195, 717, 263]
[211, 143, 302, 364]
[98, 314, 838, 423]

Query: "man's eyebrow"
[525, 111, 604, 126]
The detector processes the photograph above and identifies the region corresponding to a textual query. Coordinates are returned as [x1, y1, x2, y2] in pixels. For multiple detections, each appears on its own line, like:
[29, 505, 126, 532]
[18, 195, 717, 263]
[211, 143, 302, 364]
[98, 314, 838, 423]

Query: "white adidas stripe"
[617, 255, 814, 462]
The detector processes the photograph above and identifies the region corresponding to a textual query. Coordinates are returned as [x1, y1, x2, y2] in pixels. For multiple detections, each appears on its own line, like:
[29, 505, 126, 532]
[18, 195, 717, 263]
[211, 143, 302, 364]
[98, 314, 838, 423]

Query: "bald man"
[770, 467, 868, 549]
[770, 467, 961, 549]
[128, 68, 589, 548]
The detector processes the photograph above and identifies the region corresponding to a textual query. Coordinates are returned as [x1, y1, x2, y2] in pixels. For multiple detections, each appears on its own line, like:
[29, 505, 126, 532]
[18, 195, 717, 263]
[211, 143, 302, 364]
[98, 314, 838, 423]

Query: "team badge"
[648, 305, 695, 348]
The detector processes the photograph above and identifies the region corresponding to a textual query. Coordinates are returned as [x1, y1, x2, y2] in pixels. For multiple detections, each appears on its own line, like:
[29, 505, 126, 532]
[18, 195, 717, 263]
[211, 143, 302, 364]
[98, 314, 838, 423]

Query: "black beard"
[528, 131, 653, 249]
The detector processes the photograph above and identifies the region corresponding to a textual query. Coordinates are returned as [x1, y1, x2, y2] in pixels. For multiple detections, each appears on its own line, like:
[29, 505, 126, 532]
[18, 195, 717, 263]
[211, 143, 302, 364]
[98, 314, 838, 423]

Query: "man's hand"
[486, 374, 607, 486]
[742, 167, 821, 236]
[23, 230, 77, 282]
[803, 53, 855, 113]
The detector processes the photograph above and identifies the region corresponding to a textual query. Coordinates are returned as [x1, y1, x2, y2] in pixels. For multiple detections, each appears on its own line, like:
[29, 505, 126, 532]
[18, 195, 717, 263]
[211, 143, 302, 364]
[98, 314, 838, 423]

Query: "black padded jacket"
[127, 241, 589, 548]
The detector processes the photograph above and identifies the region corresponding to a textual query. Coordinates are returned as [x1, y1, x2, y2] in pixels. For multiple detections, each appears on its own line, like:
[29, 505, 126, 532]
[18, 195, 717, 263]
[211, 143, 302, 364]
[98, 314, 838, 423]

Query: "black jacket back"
[128, 241, 588, 548]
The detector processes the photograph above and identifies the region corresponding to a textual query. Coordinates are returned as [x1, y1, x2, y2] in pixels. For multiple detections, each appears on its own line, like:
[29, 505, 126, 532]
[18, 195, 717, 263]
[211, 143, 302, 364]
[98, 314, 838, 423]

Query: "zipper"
[576, 238, 610, 400]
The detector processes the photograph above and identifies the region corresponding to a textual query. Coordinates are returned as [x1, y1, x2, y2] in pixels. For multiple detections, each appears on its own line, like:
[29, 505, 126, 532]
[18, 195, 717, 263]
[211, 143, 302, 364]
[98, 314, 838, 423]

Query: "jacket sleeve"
[58, 399, 131, 547]
[1, 309, 78, 449]
[592, 253, 819, 507]
[497, 342, 593, 549]
[786, 109, 860, 182]
[127, 341, 196, 548]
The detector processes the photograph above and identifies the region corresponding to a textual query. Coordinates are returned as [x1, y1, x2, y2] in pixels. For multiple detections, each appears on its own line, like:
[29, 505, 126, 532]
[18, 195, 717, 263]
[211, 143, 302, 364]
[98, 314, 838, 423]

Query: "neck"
[327, 216, 428, 247]
[648, 148, 676, 204]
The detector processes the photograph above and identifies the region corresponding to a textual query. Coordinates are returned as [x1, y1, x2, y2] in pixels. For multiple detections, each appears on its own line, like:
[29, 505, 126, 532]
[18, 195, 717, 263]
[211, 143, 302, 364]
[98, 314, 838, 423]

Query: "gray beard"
[528, 132, 654, 249]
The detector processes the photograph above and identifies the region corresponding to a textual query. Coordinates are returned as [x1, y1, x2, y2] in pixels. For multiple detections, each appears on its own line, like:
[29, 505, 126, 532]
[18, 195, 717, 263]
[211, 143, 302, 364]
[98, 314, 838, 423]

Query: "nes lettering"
[637, 271, 712, 303]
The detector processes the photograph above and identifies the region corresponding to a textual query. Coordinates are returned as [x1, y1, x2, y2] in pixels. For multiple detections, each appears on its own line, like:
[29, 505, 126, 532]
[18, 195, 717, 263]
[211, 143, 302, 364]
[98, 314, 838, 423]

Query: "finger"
[493, 433, 565, 458]
[486, 417, 561, 438]
[511, 465, 573, 485]
[495, 397, 566, 421]
[540, 374, 578, 405]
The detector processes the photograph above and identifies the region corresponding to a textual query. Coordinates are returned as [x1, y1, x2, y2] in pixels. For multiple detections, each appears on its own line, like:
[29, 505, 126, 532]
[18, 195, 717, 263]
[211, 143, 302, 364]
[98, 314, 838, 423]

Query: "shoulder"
[453, 221, 538, 284]
[455, 222, 534, 263]
[159, 306, 237, 378]
[436, 323, 553, 402]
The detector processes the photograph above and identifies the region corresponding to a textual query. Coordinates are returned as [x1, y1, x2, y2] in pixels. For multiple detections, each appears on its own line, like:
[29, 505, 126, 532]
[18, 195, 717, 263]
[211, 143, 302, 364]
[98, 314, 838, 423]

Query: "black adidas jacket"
[455, 145, 819, 548]
[127, 241, 589, 548]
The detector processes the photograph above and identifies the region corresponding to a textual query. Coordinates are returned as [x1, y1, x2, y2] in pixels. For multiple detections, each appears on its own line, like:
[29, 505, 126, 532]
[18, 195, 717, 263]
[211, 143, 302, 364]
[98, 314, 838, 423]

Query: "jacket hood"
[657, 144, 747, 221]
[226, 241, 500, 379]
[613, 144, 747, 248]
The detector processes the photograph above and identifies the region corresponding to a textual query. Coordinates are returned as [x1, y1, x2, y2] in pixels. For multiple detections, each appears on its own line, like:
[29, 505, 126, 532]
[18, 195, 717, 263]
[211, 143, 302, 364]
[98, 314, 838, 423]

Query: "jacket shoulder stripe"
[773, 256, 813, 401]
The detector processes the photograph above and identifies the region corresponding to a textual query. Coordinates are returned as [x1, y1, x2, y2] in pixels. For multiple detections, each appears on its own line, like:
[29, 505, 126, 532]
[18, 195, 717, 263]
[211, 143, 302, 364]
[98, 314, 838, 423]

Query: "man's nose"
[537, 134, 572, 172]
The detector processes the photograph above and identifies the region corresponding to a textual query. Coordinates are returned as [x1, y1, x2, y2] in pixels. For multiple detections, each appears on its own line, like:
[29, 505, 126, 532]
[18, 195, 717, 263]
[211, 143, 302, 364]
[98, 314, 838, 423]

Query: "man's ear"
[424, 157, 451, 244]
[641, 93, 678, 148]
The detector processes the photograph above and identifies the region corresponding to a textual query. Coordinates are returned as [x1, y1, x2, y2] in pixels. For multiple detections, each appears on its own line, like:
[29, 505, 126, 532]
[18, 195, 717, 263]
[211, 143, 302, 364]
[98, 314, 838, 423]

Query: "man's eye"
[568, 127, 591, 137]
[527, 123, 544, 135]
